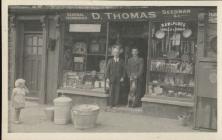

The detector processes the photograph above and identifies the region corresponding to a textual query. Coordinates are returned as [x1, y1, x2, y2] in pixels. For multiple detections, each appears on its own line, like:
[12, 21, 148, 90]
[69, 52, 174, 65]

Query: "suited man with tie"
[106, 46, 126, 107]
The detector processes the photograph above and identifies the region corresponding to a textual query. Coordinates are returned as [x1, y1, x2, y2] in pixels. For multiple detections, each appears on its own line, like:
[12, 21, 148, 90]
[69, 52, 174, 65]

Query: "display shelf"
[145, 94, 193, 102]
[142, 95, 194, 107]
[87, 53, 106, 56]
[57, 88, 107, 97]
[73, 53, 87, 55]
[151, 57, 194, 61]
[150, 71, 193, 75]
[149, 82, 194, 88]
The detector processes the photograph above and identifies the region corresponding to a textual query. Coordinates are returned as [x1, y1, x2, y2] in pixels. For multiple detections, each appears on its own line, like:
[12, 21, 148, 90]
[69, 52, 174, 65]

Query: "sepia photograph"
[2, 1, 221, 139]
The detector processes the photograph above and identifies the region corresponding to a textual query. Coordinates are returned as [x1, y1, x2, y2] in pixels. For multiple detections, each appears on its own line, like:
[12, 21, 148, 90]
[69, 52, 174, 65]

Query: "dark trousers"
[132, 78, 143, 106]
[109, 78, 121, 107]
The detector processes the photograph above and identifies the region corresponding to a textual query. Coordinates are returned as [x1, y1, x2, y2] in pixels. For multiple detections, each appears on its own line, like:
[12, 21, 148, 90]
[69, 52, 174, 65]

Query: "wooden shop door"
[194, 61, 217, 130]
[23, 33, 43, 98]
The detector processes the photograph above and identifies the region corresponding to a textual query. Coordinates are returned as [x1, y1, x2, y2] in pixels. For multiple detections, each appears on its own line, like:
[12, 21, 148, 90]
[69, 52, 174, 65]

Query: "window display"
[149, 21, 197, 99]
[61, 23, 107, 90]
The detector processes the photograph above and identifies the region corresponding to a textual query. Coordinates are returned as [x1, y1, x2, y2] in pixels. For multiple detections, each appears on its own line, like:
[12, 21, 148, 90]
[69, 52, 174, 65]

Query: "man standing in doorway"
[106, 46, 126, 108]
[127, 47, 144, 107]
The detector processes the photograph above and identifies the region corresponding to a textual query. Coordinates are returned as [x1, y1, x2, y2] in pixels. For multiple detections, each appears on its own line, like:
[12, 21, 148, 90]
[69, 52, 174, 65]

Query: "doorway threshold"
[25, 96, 39, 102]
[104, 106, 143, 114]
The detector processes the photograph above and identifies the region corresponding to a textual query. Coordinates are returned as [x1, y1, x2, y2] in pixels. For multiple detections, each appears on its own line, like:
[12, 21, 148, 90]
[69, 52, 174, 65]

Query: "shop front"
[8, 6, 217, 129]
[56, 7, 217, 120]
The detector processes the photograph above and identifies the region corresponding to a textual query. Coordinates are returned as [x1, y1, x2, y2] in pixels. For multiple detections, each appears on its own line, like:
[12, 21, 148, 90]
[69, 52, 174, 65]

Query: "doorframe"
[16, 15, 49, 104]
[194, 12, 217, 130]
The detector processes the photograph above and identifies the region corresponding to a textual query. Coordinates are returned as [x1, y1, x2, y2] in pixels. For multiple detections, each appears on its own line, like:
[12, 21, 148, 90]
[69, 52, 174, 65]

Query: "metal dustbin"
[53, 95, 72, 124]
[71, 104, 100, 129]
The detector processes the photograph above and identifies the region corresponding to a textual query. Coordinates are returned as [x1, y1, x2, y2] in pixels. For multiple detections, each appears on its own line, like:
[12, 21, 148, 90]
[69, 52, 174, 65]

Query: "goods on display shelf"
[89, 38, 106, 54]
[89, 40, 100, 53]
[149, 84, 193, 98]
[99, 60, 106, 73]
[149, 72, 194, 98]
[150, 59, 193, 74]
[73, 56, 85, 71]
[72, 42, 87, 54]
[62, 72, 84, 88]
[62, 71, 105, 89]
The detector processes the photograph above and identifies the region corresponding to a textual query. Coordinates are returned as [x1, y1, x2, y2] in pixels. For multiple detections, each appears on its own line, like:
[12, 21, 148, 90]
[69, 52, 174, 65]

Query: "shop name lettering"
[66, 12, 157, 20]
[66, 9, 192, 20]
[91, 12, 157, 20]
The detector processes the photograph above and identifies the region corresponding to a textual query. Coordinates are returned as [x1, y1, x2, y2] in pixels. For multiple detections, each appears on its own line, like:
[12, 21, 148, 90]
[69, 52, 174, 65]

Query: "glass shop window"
[205, 12, 217, 58]
[61, 23, 107, 90]
[148, 20, 197, 99]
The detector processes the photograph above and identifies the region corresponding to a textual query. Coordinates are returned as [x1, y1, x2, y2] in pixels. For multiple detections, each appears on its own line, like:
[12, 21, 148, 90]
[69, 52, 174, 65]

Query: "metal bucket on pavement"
[71, 104, 100, 129]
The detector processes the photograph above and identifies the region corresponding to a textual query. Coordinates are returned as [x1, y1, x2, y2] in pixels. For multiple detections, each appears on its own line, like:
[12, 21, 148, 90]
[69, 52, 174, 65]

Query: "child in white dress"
[11, 79, 29, 124]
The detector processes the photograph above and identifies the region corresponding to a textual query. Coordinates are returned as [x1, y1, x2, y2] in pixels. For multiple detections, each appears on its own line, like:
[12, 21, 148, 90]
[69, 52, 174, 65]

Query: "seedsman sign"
[65, 8, 197, 21]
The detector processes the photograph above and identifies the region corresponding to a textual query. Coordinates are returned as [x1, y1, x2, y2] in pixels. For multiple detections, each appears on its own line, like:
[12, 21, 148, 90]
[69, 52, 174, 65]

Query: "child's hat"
[15, 79, 26, 87]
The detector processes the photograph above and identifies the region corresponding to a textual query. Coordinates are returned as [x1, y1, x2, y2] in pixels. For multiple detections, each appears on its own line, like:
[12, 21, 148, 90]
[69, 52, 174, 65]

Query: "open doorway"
[109, 21, 148, 106]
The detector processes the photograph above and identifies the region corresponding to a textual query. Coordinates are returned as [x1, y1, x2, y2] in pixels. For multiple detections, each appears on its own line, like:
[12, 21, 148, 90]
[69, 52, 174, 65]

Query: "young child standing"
[11, 79, 29, 124]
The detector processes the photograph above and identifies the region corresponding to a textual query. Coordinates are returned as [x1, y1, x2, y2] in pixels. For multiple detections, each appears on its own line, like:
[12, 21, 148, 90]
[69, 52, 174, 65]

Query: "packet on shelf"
[94, 81, 100, 88]
[89, 40, 100, 53]
[154, 85, 163, 95]
[72, 42, 87, 54]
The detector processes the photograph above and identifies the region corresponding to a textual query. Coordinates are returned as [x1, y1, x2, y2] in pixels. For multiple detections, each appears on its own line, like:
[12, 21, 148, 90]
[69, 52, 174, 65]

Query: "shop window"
[61, 23, 107, 90]
[61, 21, 149, 93]
[148, 20, 197, 100]
[205, 14, 217, 58]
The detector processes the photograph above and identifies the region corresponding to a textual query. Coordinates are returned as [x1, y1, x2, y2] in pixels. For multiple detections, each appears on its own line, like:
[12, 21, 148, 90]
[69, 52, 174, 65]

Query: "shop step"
[103, 106, 143, 114]
[25, 97, 39, 102]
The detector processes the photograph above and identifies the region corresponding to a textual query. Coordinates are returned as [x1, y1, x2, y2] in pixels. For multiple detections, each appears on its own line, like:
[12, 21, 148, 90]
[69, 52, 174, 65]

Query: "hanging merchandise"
[155, 30, 165, 39]
[171, 33, 181, 46]
[183, 29, 192, 38]
[167, 48, 179, 59]
[150, 21, 195, 99]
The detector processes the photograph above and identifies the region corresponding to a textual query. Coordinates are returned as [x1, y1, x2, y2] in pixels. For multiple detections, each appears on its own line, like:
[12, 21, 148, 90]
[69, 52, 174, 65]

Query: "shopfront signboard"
[65, 8, 198, 21]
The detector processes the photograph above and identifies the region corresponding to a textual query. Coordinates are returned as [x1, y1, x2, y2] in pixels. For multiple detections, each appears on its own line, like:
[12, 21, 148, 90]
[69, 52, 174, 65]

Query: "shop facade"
[8, 6, 217, 130]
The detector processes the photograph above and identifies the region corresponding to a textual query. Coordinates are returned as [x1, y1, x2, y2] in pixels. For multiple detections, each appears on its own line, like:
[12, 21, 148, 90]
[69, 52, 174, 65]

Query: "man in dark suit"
[106, 46, 126, 108]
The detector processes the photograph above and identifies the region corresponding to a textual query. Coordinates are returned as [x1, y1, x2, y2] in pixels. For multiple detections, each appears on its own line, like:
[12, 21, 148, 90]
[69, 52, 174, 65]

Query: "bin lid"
[53, 96, 72, 103]
[73, 104, 99, 112]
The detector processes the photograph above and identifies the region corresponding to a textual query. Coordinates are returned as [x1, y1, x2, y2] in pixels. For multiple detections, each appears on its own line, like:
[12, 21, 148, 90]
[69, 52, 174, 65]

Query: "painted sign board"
[65, 8, 197, 21]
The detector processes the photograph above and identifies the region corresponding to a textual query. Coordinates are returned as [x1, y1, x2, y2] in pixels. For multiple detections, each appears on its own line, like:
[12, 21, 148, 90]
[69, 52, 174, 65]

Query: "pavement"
[8, 101, 198, 132]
